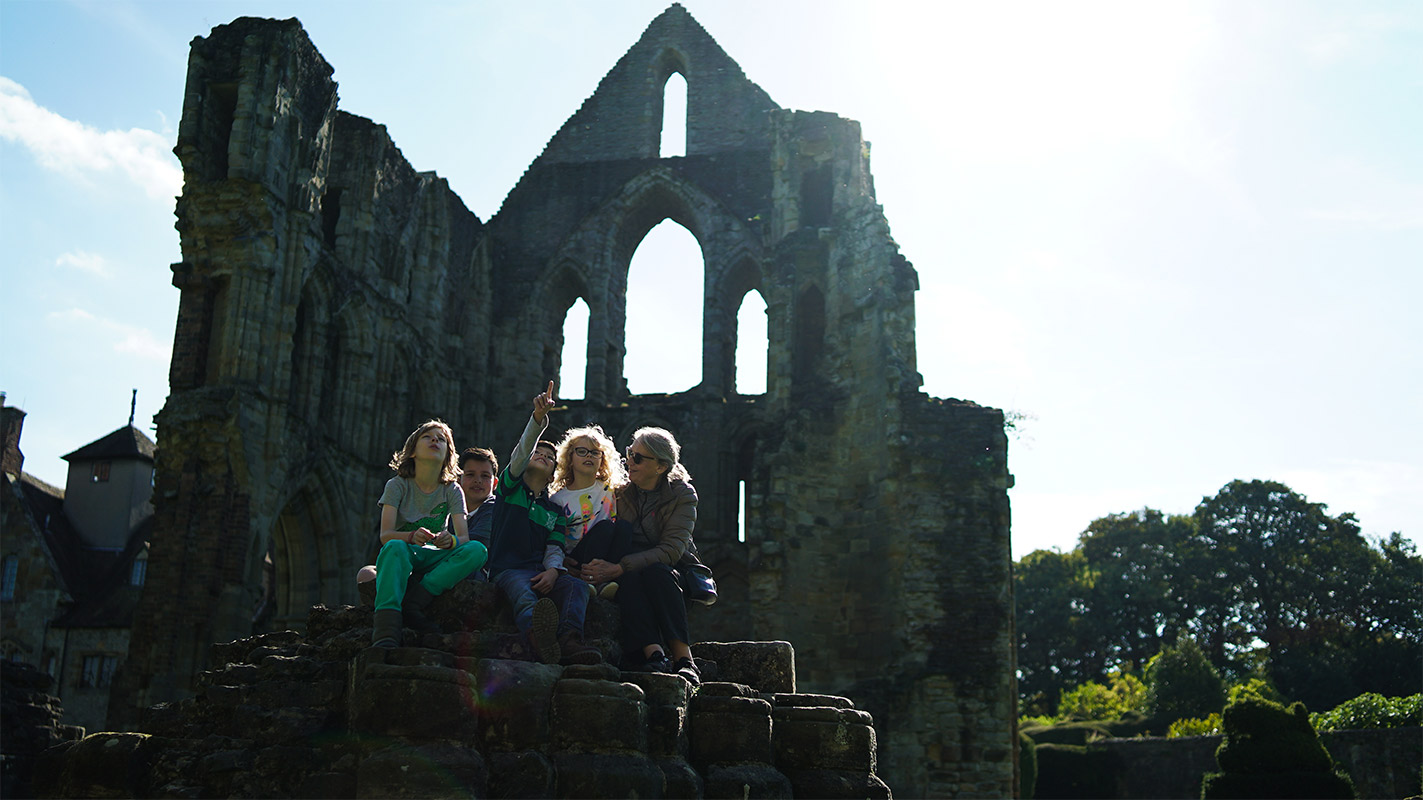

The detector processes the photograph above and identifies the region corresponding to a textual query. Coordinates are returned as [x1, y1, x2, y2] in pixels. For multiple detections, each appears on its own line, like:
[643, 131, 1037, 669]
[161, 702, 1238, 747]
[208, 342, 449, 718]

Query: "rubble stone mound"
[1, 659, 85, 798]
[35, 582, 889, 798]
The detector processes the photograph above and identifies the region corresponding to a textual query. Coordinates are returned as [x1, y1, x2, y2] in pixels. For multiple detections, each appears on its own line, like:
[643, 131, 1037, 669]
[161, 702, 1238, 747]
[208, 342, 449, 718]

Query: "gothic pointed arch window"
[660, 71, 687, 158]
[625, 219, 703, 394]
[559, 298, 591, 400]
[734, 289, 768, 395]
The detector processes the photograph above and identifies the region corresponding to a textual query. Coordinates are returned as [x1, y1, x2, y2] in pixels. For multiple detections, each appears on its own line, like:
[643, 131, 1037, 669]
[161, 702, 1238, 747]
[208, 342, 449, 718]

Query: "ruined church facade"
[113, 7, 1016, 796]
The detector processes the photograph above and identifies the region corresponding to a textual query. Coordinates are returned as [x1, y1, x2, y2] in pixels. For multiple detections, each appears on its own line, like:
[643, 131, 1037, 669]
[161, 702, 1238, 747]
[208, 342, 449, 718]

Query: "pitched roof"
[61, 426, 156, 463]
[7, 472, 150, 628]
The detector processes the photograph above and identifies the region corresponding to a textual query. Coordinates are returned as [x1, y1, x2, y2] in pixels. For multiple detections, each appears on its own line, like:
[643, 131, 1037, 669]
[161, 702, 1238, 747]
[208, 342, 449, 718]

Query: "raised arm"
[507, 381, 555, 480]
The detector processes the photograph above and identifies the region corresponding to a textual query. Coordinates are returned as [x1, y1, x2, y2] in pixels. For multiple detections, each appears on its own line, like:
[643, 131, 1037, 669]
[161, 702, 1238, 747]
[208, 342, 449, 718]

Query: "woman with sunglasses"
[579, 426, 701, 684]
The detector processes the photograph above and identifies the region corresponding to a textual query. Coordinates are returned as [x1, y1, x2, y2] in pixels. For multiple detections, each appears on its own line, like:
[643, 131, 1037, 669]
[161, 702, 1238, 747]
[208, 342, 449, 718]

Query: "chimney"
[1, 392, 24, 477]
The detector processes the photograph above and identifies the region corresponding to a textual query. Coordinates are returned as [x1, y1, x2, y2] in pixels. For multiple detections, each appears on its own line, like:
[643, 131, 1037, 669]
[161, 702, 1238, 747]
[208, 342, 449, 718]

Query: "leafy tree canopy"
[1015, 479, 1420, 716]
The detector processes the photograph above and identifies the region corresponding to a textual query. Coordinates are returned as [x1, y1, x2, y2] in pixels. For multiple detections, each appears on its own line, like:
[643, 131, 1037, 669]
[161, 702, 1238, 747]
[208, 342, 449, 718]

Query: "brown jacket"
[616, 478, 698, 573]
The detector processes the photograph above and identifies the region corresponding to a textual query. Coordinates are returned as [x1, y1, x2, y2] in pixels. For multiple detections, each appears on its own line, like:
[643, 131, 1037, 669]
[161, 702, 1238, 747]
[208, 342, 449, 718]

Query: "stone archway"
[266, 468, 350, 632]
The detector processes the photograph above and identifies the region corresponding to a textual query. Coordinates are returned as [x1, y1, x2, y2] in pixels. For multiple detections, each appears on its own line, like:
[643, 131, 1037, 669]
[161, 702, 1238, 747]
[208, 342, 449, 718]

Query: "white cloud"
[55, 250, 110, 277]
[46, 308, 170, 362]
[0, 76, 181, 200]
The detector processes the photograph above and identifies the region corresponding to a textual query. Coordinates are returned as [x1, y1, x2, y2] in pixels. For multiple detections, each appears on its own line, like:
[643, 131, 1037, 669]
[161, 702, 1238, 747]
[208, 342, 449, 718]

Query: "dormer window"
[92, 461, 110, 482]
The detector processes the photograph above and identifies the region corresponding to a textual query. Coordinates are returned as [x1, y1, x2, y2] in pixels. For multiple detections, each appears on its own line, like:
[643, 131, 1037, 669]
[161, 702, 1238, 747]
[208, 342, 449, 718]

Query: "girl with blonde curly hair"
[551, 424, 628, 593]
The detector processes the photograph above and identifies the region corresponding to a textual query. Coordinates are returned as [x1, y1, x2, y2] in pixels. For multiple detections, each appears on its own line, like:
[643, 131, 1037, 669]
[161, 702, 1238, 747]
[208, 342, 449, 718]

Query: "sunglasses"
[625, 448, 660, 465]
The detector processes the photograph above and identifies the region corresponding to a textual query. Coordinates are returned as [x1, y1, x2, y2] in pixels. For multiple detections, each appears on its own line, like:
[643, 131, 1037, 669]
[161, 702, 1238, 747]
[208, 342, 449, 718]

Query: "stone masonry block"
[551, 679, 648, 754]
[357, 741, 485, 799]
[689, 698, 774, 768]
[778, 767, 892, 800]
[702, 763, 794, 799]
[486, 751, 555, 799]
[552, 752, 664, 799]
[772, 707, 877, 771]
[694, 641, 795, 693]
[474, 658, 562, 752]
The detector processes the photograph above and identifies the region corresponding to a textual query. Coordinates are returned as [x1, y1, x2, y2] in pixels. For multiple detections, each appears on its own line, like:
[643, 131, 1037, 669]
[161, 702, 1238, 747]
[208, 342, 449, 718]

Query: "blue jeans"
[492, 568, 589, 637]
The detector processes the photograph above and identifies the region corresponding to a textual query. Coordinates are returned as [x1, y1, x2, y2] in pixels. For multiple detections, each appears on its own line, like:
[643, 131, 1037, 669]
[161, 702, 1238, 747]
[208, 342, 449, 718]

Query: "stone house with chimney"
[0, 397, 154, 733]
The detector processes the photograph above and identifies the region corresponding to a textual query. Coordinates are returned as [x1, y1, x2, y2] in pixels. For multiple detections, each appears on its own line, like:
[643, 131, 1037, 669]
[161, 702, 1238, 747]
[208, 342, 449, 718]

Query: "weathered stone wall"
[112, 16, 488, 724]
[114, 7, 1017, 796]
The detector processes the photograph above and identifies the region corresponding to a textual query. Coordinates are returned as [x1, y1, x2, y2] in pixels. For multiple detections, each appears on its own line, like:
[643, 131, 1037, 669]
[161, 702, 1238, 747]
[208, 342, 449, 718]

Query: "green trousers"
[373, 539, 487, 611]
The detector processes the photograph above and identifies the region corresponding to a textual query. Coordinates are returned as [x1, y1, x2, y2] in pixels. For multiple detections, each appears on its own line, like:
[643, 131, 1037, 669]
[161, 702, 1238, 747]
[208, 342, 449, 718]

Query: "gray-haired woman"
[579, 426, 700, 684]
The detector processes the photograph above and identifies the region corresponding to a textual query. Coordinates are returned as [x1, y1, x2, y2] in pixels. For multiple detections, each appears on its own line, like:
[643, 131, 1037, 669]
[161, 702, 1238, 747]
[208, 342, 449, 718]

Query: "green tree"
[1145, 636, 1225, 722]
[1014, 481, 1420, 719]
[1078, 508, 1195, 669]
[1015, 548, 1096, 713]
[1190, 481, 1370, 671]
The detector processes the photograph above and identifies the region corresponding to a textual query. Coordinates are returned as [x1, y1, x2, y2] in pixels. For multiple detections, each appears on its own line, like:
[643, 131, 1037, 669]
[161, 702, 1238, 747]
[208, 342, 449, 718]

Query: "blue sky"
[2, 1, 1419, 558]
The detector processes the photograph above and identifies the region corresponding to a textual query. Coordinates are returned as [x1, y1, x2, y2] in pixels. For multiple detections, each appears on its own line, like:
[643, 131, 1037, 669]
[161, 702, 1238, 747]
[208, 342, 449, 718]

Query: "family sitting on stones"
[369, 420, 489, 647]
[361, 381, 705, 684]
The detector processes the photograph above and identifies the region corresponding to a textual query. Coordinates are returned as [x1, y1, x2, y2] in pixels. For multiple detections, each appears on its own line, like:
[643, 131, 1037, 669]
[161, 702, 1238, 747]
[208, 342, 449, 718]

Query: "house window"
[130, 558, 147, 587]
[80, 654, 119, 688]
[92, 461, 111, 482]
[0, 555, 16, 601]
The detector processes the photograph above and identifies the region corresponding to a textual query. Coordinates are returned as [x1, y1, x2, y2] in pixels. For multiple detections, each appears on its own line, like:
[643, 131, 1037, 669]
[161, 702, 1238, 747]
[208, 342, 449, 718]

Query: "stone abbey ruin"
[94, 6, 1015, 796]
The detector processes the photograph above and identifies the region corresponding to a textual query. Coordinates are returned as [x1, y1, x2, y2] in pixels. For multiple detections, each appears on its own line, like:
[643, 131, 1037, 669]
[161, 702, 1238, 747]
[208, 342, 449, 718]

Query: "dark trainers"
[530, 598, 561, 665]
[674, 656, 701, 686]
[640, 652, 674, 674]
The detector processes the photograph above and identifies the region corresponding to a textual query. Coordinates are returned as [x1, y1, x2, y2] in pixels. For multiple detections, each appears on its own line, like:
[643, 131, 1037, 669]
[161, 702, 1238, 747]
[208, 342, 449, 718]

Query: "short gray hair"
[631, 426, 691, 484]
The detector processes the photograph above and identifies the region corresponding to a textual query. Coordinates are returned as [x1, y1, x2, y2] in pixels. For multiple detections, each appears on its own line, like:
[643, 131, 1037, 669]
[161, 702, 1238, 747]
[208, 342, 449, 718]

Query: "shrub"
[1033, 744, 1120, 799]
[1019, 729, 1037, 799]
[1201, 696, 1355, 799]
[1019, 720, 1112, 746]
[1228, 677, 1283, 705]
[1145, 636, 1225, 722]
[1056, 669, 1148, 722]
[1166, 712, 1221, 738]
[1310, 692, 1422, 731]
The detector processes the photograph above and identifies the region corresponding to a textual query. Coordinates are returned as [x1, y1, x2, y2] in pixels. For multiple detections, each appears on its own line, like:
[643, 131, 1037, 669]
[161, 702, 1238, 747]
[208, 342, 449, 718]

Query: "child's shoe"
[674, 656, 701, 686]
[530, 598, 562, 665]
[597, 581, 619, 600]
[639, 651, 674, 674]
[371, 609, 402, 648]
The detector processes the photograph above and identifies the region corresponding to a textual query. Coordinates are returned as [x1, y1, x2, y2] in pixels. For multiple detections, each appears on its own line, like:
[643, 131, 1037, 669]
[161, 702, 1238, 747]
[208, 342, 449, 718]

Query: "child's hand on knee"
[530, 568, 558, 594]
